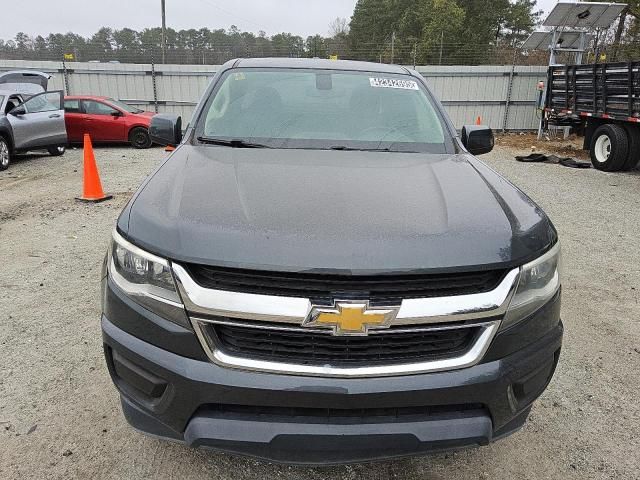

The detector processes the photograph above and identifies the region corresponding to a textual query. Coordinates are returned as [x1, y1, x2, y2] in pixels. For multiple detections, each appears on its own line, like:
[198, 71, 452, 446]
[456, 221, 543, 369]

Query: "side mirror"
[149, 113, 182, 146]
[10, 105, 26, 116]
[111, 110, 123, 117]
[461, 125, 494, 156]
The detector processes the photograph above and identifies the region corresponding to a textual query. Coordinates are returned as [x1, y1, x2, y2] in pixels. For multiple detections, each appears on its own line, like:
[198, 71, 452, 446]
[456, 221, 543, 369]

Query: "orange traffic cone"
[476, 116, 482, 125]
[164, 145, 176, 152]
[76, 134, 112, 203]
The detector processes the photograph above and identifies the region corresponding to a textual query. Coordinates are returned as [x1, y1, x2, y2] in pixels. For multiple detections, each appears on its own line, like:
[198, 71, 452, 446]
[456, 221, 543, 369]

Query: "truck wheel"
[623, 126, 640, 171]
[590, 124, 629, 172]
[129, 127, 152, 149]
[0, 137, 10, 171]
[47, 145, 66, 156]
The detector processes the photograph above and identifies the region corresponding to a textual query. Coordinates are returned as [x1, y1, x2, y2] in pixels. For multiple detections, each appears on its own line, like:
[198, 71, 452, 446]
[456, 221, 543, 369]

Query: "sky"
[4, 0, 560, 40]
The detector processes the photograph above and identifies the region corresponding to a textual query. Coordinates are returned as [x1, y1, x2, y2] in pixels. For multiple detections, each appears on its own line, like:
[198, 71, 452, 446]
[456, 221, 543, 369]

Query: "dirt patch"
[496, 132, 590, 160]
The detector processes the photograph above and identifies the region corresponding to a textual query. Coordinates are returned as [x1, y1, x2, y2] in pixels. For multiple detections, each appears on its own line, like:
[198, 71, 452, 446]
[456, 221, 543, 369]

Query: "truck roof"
[233, 57, 410, 74]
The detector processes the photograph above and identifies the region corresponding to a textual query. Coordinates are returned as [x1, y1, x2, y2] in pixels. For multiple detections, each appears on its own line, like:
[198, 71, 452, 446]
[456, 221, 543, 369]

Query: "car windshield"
[108, 98, 143, 114]
[197, 68, 450, 153]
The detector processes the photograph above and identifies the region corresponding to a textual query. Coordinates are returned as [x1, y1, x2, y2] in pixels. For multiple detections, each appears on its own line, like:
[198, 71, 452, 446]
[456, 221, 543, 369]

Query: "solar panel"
[522, 30, 593, 50]
[543, 1, 627, 29]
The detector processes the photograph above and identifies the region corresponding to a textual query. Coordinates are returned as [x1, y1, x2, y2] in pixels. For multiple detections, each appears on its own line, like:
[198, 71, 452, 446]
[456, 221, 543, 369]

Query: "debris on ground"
[496, 132, 589, 160]
[515, 153, 591, 169]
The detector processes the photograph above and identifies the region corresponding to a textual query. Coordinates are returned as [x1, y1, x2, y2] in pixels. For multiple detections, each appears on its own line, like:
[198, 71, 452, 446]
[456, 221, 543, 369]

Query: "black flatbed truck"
[544, 61, 640, 171]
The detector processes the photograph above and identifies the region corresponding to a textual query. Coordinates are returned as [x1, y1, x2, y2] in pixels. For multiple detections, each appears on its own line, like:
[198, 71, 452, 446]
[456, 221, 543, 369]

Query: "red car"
[64, 96, 155, 148]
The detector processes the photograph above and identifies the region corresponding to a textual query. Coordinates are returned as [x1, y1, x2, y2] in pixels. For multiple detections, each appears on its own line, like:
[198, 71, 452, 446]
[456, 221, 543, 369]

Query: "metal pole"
[539, 28, 559, 140]
[61, 58, 70, 96]
[503, 48, 518, 132]
[549, 28, 558, 66]
[391, 31, 395, 64]
[577, 31, 586, 65]
[151, 54, 159, 113]
[439, 31, 444, 65]
[413, 42, 417, 69]
[161, 0, 167, 64]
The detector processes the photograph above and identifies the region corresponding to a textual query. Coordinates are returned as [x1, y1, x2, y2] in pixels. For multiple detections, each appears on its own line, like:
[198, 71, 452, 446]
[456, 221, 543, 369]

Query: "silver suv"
[0, 71, 67, 171]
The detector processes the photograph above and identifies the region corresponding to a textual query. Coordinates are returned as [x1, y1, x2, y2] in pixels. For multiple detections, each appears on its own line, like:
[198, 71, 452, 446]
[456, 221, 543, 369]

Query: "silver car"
[0, 71, 67, 171]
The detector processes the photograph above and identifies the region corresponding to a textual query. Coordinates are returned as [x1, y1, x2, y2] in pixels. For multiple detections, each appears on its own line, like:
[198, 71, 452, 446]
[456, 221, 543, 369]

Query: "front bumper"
[102, 277, 562, 465]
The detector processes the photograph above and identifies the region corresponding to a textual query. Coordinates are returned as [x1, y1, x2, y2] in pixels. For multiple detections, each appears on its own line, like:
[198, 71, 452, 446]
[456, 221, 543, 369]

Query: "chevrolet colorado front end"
[101, 58, 562, 464]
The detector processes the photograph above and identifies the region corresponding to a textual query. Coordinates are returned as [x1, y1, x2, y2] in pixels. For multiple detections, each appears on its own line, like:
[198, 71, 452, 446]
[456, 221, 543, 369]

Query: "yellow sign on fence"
[63, 53, 75, 61]
[329, 55, 338, 61]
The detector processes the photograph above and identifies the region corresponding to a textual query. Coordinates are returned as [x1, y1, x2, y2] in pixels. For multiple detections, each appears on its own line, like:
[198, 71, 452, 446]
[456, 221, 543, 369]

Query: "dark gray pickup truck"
[101, 58, 562, 464]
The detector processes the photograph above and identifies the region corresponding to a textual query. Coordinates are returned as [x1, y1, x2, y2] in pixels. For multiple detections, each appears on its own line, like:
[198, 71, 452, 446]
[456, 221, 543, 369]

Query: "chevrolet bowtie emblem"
[304, 301, 398, 336]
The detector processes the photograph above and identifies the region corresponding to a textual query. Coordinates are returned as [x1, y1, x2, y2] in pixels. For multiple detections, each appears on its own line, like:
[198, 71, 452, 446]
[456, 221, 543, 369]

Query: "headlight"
[108, 230, 190, 328]
[502, 242, 561, 330]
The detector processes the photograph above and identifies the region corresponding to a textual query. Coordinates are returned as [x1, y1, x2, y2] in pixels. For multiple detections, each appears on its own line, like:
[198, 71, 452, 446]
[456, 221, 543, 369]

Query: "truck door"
[7, 91, 67, 150]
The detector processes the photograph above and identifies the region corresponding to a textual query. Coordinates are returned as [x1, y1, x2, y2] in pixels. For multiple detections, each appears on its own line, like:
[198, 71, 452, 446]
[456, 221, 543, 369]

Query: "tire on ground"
[47, 145, 66, 156]
[129, 127, 152, 149]
[590, 124, 629, 172]
[0, 136, 10, 171]
[622, 125, 640, 171]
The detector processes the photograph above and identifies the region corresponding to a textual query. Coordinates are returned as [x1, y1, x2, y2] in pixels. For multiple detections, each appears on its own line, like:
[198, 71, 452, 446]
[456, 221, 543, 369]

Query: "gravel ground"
[0, 145, 639, 480]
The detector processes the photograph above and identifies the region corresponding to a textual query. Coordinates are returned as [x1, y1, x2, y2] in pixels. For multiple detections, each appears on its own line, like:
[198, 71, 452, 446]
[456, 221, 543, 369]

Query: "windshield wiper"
[197, 136, 272, 148]
[330, 145, 391, 152]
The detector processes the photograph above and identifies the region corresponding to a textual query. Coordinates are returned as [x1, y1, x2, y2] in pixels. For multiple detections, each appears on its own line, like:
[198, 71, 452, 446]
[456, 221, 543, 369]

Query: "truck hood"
[0, 70, 50, 95]
[122, 146, 556, 274]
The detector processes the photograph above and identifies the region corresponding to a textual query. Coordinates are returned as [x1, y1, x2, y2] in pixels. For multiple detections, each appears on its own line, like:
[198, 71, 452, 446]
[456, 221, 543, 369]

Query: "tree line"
[0, 0, 638, 66]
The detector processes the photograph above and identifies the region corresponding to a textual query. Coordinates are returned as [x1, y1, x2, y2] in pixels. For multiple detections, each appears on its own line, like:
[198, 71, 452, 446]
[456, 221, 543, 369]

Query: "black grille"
[209, 323, 478, 366]
[186, 264, 507, 303]
[199, 403, 486, 424]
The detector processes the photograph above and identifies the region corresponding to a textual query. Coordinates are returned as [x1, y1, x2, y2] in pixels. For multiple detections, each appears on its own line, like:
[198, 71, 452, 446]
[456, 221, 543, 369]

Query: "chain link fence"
[3, 38, 637, 67]
[0, 41, 564, 66]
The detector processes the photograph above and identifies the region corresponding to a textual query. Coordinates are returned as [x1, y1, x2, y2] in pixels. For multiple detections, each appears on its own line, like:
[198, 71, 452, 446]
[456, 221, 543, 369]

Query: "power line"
[194, 0, 264, 31]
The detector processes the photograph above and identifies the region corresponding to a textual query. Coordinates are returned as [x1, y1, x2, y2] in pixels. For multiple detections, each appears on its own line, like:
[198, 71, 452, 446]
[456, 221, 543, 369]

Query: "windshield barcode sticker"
[369, 78, 419, 90]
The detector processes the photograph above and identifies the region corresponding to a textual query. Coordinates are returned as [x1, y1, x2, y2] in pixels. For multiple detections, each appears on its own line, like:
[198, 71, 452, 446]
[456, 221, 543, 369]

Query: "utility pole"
[391, 31, 396, 64]
[439, 31, 444, 65]
[161, 0, 167, 64]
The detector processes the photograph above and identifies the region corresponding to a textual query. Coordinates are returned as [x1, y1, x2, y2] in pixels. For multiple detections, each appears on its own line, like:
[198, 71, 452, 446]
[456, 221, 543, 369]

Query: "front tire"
[48, 145, 66, 156]
[0, 137, 11, 171]
[590, 124, 629, 172]
[129, 127, 152, 149]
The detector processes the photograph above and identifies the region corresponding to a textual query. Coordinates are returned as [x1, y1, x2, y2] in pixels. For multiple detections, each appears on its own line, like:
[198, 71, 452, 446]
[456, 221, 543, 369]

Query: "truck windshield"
[197, 68, 450, 153]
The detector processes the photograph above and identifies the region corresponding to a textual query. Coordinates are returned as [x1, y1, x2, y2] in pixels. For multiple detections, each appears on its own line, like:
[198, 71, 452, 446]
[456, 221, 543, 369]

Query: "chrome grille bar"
[171, 263, 519, 377]
[173, 264, 520, 326]
[191, 318, 500, 378]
